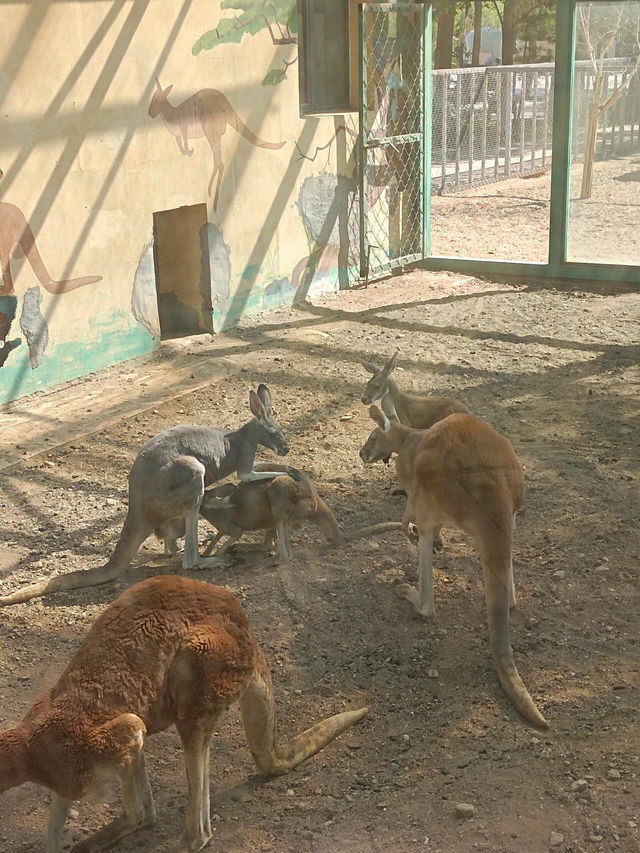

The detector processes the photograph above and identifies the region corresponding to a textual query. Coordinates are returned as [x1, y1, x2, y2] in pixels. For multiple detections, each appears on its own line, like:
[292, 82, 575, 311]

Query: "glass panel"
[429, 4, 556, 262]
[567, 1, 640, 264]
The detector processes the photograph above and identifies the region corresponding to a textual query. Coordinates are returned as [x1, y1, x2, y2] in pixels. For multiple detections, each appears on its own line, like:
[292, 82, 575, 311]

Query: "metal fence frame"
[419, 0, 640, 285]
[432, 59, 640, 194]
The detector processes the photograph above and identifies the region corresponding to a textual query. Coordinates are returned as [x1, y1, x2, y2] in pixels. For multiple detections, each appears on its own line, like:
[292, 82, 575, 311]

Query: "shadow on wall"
[226, 171, 359, 325]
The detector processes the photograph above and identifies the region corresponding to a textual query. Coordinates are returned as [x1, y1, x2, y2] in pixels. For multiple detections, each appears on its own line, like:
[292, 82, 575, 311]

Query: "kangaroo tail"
[231, 111, 285, 150]
[344, 522, 403, 542]
[482, 545, 549, 729]
[239, 647, 367, 776]
[0, 561, 125, 606]
[21, 224, 102, 294]
[0, 513, 152, 606]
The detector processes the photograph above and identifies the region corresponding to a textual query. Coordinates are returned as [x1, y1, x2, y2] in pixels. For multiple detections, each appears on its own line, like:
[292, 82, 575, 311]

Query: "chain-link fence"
[360, 2, 426, 277]
[431, 64, 554, 194]
[432, 59, 640, 195]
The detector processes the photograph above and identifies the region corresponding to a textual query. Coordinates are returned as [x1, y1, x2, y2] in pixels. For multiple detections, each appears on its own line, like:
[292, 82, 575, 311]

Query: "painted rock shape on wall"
[131, 242, 161, 339]
[19, 286, 49, 369]
[202, 222, 231, 312]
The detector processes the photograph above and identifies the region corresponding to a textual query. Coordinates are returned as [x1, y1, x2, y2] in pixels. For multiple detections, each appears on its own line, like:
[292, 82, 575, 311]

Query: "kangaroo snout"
[276, 442, 289, 456]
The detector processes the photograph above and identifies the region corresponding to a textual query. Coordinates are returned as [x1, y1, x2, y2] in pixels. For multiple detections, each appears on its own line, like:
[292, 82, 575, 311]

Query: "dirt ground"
[430, 155, 640, 265]
[0, 271, 638, 853]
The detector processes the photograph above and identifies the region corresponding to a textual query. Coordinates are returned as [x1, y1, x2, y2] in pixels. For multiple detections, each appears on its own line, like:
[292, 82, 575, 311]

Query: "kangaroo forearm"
[239, 470, 282, 482]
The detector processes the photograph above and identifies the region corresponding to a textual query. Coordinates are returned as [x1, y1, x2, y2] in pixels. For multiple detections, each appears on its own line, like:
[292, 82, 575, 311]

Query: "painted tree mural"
[192, 0, 297, 86]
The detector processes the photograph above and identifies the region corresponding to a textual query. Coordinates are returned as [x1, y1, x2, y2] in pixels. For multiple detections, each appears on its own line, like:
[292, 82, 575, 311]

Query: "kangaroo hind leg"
[396, 523, 436, 619]
[151, 456, 205, 571]
[176, 723, 219, 852]
[205, 135, 224, 209]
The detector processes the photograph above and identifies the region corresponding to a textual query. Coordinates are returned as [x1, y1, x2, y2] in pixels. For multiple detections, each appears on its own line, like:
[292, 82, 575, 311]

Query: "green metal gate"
[359, 2, 430, 281]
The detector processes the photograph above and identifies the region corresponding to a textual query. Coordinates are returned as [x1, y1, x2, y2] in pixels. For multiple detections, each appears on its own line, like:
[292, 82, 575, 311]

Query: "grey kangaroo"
[148, 78, 285, 210]
[0, 385, 295, 606]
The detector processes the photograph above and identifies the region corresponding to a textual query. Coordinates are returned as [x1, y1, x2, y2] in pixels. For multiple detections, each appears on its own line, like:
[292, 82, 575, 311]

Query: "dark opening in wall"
[152, 203, 213, 340]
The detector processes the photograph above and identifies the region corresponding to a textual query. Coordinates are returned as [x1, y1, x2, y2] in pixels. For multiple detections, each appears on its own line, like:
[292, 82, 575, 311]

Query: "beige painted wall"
[0, 0, 358, 403]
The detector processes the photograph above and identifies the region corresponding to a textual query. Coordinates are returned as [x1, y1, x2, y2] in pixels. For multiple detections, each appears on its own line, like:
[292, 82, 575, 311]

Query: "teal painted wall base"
[0, 314, 158, 406]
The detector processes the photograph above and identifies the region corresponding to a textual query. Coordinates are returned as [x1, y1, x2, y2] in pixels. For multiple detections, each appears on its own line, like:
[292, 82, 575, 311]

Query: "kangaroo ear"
[362, 360, 380, 375]
[383, 350, 399, 375]
[249, 389, 266, 420]
[368, 405, 389, 431]
[164, 84, 173, 95]
[155, 77, 162, 91]
[381, 391, 398, 421]
[256, 384, 272, 415]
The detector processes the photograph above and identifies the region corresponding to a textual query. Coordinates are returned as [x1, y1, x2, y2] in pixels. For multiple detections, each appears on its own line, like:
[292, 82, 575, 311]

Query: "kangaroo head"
[359, 403, 393, 465]
[249, 385, 289, 457]
[148, 78, 173, 118]
[361, 350, 399, 404]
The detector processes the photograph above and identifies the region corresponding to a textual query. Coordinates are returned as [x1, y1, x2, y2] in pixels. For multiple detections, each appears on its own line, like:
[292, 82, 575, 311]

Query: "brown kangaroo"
[361, 350, 469, 429]
[148, 78, 285, 211]
[360, 393, 548, 730]
[0, 169, 101, 296]
[0, 575, 367, 852]
[190, 463, 401, 563]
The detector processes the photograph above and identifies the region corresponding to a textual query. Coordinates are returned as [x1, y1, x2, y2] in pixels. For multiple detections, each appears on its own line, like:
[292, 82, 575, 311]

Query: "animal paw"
[182, 832, 213, 851]
[403, 522, 419, 545]
[395, 583, 435, 618]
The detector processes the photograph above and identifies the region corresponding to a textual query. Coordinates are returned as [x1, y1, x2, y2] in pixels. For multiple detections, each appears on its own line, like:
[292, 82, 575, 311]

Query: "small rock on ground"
[455, 803, 475, 819]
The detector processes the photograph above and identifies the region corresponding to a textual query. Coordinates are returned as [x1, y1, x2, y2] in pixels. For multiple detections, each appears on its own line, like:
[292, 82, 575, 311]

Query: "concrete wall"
[0, 0, 359, 404]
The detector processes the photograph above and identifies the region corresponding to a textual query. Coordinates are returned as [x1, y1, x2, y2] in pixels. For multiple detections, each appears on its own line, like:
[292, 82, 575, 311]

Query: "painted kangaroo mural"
[148, 79, 285, 211]
[0, 205, 102, 296]
[0, 168, 102, 369]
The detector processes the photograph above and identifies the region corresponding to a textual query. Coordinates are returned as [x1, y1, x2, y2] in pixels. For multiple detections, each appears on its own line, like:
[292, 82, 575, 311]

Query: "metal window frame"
[298, 0, 359, 117]
[414, 0, 640, 286]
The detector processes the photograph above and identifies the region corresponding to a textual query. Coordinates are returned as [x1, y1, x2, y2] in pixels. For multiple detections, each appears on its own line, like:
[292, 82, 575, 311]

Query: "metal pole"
[468, 73, 475, 186]
[548, 0, 576, 269]
[481, 69, 488, 180]
[441, 74, 448, 193]
[495, 72, 501, 179]
[532, 70, 538, 168]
